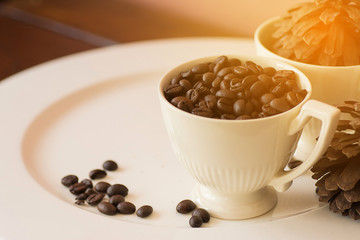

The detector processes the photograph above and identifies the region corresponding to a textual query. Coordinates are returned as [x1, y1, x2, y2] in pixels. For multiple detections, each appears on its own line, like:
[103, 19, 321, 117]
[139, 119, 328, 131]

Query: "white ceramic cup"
[254, 17, 360, 158]
[158, 55, 340, 220]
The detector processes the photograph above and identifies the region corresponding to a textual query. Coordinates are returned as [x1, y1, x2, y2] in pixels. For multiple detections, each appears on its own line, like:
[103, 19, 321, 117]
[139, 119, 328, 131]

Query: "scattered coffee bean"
[85, 188, 96, 195]
[75, 200, 85, 205]
[89, 169, 107, 180]
[109, 195, 125, 206]
[176, 199, 197, 214]
[189, 215, 203, 228]
[103, 160, 118, 171]
[81, 179, 93, 189]
[136, 205, 153, 218]
[61, 175, 78, 187]
[69, 182, 87, 195]
[97, 202, 117, 215]
[163, 55, 308, 120]
[117, 202, 136, 214]
[86, 193, 105, 206]
[95, 181, 111, 193]
[192, 208, 210, 223]
[75, 193, 89, 201]
[107, 184, 128, 197]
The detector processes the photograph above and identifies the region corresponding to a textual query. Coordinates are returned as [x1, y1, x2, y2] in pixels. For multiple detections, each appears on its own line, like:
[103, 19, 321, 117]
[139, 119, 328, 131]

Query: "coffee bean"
[260, 93, 276, 104]
[95, 181, 111, 193]
[89, 169, 107, 180]
[75, 200, 85, 205]
[221, 114, 236, 120]
[69, 182, 87, 195]
[136, 205, 153, 218]
[262, 103, 279, 116]
[192, 107, 213, 118]
[164, 84, 184, 99]
[272, 81, 287, 97]
[186, 89, 200, 103]
[177, 99, 194, 112]
[263, 67, 276, 76]
[87, 193, 105, 206]
[61, 175, 78, 187]
[192, 208, 210, 223]
[250, 80, 266, 98]
[75, 193, 89, 201]
[236, 115, 252, 120]
[97, 202, 117, 215]
[217, 97, 233, 114]
[233, 66, 248, 76]
[179, 79, 192, 91]
[103, 160, 118, 171]
[215, 89, 236, 99]
[86, 188, 96, 195]
[176, 199, 196, 214]
[202, 72, 216, 86]
[107, 184, 128, 197]
[219, 79, 230, 90]
[217, 67, 233, 77]
[189, 216, 203, 228]
[117, 202, 136, 214]
[203, 95, 217, 110]
[270, 98, 291, 112]
[192, 63, 209, 74]
[109, 195, 125, 206]
[233, 99, 246, 116]
[81, 179, 93, 189]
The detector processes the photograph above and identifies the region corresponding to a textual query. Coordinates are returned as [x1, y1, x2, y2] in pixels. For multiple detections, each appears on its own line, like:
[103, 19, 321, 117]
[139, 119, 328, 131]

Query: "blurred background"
[0, 0, 307, 80]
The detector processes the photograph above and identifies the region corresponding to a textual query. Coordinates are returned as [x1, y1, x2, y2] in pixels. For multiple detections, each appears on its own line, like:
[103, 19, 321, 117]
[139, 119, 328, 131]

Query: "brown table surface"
[0, 0, 240, 80]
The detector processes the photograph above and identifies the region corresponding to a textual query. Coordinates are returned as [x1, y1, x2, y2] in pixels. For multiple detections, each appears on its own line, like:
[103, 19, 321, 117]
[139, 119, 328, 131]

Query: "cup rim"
[254, 16, 360, 69]
[158, 54, 312, 123]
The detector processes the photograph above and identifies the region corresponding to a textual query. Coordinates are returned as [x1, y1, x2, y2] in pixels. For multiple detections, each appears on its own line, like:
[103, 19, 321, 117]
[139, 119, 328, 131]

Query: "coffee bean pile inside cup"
[163, 56, 308, 120]
[176, 199, 210, 228]
[61, 160, 153, 218]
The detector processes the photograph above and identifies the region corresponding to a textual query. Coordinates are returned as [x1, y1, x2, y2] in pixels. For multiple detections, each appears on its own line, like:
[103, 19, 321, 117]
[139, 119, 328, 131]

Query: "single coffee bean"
[263, 67, 276, 76]
[164, 84, 184, 99]
[217, 67, 232, 77]
[85, 188, 96, 195]
[228, 58, 241, 66]
[179, 79, 192, 91]
[75, 193, 89, 200]
[61, 175, 78, 187]
[177, 99, 194, 112]
[75, 200, 85, 205]
[233, 66, 248, 76]
[189, 216, 203, 228]
[180, 70, 192, 79]
[221, 114, 236, 120]
[103, 160, 118, 171]
[97, 202, 117, 215]
[219, 79, 230, 90]
[86, 193, 105, 206]
[191, 107, 213, 118]
[95, 181, 111, 193]
[176, 199, 196, 214]
[229, 78, 243, 92]
[69, 182, 87, 195]
[117, 202, 136, 214]
[136, 205, 153, 218]
[272, 81, 287, 97]
[203, 95, 217, 110]
[233, 99, 246, 116]
[170, 74, 181, 84]
[285, 91, 300, 106]
[107, 184, 129, 197]
[223, 73, 236, 81]
[192, 208, 210, 223]
[270, 98, 291, 112]
[236, 114, 252, 120]
[211, 76, 221, 89]
[260, 93, 276, 104]
[250, 80, 267, 98]
[217, 97, 233, 114]
[257, 73, 272, 89]
[262, 103, 279, 116]
[241, 75, 258, 90]
[81, 179, 93, 189]
[109, 194, 125, 206]
[192, 63, 209, 74]
[186, 89, 200, 103]
[202, 72, 216, 86]
[89, 169, 107, 180]
[215, 89, 236, 99]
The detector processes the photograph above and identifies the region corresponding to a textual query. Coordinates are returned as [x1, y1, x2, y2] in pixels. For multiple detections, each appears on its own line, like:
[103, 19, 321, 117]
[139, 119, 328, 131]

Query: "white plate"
[0, 38, 358, 240]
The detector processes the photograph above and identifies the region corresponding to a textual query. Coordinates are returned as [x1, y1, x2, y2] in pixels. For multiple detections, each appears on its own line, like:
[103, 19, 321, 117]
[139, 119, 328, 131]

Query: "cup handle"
[270, 100, 340, 192]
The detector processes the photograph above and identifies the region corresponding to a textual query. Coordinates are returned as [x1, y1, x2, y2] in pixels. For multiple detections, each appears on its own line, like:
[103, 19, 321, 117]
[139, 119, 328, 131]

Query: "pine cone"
[272, 0, 360, 66]
[311, 100, 360, 220]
